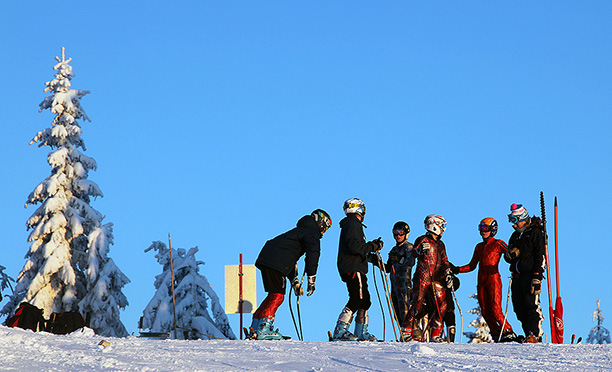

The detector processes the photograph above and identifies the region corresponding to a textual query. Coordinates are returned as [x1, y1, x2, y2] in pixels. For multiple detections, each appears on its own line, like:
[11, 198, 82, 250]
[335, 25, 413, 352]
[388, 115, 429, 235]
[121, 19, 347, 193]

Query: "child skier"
[401, 214, 453, 342]
[332, 198, 383, 341]
[384, 221, 415, 327]
[451, 218, 517, 342]
[249, 209, 332, 340]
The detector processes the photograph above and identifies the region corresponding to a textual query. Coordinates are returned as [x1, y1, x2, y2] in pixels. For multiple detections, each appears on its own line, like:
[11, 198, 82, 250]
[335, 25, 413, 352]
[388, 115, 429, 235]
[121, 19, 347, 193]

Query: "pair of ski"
[326, 330, 385, 342]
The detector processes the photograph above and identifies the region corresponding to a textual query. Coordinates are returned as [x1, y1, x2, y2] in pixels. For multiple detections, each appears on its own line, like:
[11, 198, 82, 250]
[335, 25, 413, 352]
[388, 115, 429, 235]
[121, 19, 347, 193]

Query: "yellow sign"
[224, 264, 257, 314]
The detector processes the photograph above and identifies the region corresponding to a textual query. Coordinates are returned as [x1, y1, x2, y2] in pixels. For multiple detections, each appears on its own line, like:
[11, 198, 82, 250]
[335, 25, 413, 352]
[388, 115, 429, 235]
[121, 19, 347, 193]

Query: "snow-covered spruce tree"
[1, 48, 129, 336]
[464, 293, 493, 343]
[587, 300, 611, 344]
[142, 241, 236, 340]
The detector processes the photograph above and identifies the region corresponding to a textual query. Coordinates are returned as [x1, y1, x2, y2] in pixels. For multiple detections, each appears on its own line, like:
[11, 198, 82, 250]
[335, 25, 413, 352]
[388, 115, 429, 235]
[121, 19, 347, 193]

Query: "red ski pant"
[405, 278, 447, 333]
[253, 293, 284, 320]
[478, 273, 512, 337]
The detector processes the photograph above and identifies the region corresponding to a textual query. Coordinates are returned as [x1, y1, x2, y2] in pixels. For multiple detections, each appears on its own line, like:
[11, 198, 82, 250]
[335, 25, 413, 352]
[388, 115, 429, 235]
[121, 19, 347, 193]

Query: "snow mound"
[411, 343, 436, 355]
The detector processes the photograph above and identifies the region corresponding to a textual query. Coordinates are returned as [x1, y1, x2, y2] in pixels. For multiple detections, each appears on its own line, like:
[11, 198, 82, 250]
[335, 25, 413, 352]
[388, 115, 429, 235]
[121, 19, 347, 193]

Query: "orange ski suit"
[458, 237, 514, 338]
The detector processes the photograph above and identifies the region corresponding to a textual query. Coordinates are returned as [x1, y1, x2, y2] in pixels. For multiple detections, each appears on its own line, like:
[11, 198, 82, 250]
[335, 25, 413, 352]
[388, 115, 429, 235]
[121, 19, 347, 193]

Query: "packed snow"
[0, 325, 610, 371]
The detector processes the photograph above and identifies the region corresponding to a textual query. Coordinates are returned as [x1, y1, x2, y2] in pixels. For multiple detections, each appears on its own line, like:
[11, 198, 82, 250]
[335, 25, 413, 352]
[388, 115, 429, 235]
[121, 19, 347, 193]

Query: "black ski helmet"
[311, 209, 332, 233]
[392, 221, 410, 235]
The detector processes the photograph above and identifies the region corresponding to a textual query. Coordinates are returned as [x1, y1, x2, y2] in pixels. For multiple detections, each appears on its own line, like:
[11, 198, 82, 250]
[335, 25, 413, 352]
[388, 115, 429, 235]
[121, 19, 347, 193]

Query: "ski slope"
[1, 325, 610, 371]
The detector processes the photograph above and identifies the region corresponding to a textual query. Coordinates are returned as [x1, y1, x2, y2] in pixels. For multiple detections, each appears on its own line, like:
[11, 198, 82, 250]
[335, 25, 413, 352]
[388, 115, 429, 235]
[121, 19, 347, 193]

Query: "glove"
[306, 275, 316, 296]
[531, 278, 541, 295]
[369, 237, 384, 252]
[445, 269, 455, 289]
[505, 247, 520, 261]
[449, 263, 459, 275]
[416, 242, 431, 256]
[291, 276, 304, 296]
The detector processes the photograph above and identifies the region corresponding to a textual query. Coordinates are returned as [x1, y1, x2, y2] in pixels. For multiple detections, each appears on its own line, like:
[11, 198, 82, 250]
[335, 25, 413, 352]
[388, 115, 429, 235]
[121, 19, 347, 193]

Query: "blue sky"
[1, 2, 611, 342]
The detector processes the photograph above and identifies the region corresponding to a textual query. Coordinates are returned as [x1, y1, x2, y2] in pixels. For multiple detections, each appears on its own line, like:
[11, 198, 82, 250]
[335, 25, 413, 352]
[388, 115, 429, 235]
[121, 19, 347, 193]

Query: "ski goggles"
[478, 224, 495, 232]
[508, 214, 528, 224]
[393, 229, 406, 236]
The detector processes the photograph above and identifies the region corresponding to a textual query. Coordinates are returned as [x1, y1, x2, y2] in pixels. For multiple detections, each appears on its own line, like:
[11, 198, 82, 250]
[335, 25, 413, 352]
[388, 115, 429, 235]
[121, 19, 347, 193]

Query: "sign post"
[225, 257, 256, 339]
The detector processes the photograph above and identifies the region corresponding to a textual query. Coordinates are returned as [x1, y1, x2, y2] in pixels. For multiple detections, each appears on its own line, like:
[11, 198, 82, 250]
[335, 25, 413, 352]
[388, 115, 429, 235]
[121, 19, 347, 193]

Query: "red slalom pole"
[541, 192, 557, 343]
[553, 197, 564, 343]
[239, 253, 244, 340]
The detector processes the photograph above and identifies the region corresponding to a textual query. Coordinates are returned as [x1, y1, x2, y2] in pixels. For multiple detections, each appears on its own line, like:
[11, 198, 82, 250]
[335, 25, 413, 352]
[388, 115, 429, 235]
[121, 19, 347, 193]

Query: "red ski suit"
[405, 233, 450, 335]
[458, 237, 513, 338]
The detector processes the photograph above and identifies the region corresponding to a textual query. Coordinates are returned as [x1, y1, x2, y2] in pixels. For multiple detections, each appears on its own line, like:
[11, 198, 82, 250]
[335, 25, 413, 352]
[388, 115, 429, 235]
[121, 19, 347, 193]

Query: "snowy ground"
[1, 326, 611, 372]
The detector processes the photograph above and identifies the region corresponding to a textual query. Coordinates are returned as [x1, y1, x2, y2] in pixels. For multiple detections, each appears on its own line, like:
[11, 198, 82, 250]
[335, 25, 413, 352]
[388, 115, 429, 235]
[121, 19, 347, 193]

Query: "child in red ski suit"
[452, 218, 516, 342]
[401, 215, 452, 342]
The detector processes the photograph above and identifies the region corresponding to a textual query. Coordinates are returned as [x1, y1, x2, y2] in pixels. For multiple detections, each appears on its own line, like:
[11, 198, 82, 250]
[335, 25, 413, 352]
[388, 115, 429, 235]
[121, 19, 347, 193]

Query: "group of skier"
[248, 198, 546, 344]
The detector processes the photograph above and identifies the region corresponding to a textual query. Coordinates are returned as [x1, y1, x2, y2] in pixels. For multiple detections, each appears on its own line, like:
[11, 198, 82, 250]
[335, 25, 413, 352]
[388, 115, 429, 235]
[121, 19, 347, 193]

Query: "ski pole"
[296, 273, 305, 340]
[499, 276, 513, 342]
[450, 284, 463, 343]
[288, 274, 305, 341]
[371, 264, 387, 341]
[377, 251, 402, 341]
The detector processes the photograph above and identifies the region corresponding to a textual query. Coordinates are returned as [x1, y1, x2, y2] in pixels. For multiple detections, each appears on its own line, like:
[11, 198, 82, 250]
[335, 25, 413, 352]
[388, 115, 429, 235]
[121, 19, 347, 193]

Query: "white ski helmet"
[424, 214, 447, 235]
[343, 198, 366, 217]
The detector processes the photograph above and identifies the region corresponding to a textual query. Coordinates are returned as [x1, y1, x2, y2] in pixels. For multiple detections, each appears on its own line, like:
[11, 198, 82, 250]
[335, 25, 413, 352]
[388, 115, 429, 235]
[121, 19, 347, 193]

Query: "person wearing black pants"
[250, 209, 331, 340]
[332, 198, 383, 341]
[504, 204, 546, 343]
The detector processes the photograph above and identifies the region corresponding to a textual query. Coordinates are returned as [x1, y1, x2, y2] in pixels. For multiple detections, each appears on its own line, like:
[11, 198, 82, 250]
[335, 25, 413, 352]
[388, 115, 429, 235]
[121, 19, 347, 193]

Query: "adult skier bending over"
[401, 215, 453, 342]
[504, 204, 546, 343]
[332, 198, 383, 341]
[451, 218, 517, 342]
[249, 209, 332, 340]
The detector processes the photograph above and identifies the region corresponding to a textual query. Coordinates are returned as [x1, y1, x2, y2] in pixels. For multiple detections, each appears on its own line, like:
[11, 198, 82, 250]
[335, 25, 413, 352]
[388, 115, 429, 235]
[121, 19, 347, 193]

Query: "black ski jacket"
[505, 217, 546, 279]
[255, 215, 322, 278]
[337, 215, 378, 276]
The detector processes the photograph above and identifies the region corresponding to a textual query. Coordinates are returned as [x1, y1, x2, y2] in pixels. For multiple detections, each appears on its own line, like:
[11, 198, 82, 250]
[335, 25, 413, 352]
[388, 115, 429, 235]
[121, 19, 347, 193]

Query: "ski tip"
[576, 337, 582, 344]
[328, 330, 333, 342]
[555, 196, 558, 206]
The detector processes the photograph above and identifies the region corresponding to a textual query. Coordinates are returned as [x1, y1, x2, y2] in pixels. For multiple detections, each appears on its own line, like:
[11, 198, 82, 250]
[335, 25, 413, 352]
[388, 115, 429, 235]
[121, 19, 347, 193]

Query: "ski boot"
[498, 329, 518, 343]
[255, 317, 286, 340]
[245, 318, 263, 339]
[447, 325, 456, 343]
[429, 327, 445, 343]
[354, 322, 377, 341]
[332, 307, 357, 341]
[354, 310, 377, 341]
[400, 327, 413, 342]
[333, 320, 358, 341]
[523, 334, 540, 344]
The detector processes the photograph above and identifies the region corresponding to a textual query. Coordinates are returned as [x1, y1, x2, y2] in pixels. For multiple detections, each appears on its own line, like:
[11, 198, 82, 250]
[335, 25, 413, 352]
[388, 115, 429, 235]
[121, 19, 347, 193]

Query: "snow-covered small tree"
[142, 241, 236, 340]
[587, 300, 611, 344]
[464, 293, 493, 343]
[1, 49, 129, 336]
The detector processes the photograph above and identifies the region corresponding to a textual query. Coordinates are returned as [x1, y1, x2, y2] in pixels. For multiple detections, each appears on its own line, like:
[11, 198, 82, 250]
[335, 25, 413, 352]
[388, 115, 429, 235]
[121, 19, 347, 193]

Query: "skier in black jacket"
[504, 203, 545, 343]
[249, 209, 332, 340]
[332, 198, 383, 341]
